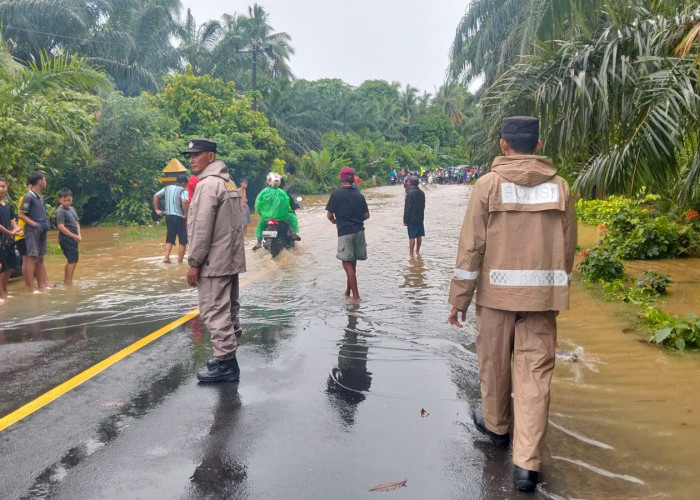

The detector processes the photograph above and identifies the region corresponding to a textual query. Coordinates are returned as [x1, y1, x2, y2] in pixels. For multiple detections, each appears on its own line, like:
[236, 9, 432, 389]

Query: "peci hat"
[501, 116, 540, 141]
[409, 175, 420, 186]
[182, 138, 217, 155]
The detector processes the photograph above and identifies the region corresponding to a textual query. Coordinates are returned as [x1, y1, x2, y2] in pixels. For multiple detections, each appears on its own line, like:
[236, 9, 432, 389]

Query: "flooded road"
[1, 185, 699, 499]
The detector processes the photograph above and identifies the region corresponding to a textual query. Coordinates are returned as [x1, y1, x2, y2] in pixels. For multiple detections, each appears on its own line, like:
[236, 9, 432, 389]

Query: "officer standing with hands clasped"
[447, 117, 576, 492]
[185, 139, 246, 383]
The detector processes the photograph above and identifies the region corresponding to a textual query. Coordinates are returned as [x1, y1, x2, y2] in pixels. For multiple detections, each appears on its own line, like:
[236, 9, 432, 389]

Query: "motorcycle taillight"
[267, 220, 278, 225]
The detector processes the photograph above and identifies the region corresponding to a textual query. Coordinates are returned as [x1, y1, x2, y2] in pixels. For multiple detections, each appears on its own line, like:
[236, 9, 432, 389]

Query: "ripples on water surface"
[2, 185, 700, 498]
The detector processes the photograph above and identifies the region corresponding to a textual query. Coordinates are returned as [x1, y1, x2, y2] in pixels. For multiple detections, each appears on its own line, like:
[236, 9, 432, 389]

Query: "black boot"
[514, 465, 538, 492]
[472, 407, 510, 448]
[206, 333, 242, 370]
[197, 357, 240, 383]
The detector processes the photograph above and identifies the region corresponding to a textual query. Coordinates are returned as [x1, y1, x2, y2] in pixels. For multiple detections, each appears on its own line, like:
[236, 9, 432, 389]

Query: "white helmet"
[266, 172, 281, 187]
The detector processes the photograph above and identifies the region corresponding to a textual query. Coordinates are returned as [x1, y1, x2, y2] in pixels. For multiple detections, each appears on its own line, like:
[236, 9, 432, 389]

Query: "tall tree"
[177, 8, 221, 76]
[208, 3, 293, 100]
[0, 0, 183, 94]
[479, 2, 700, 201]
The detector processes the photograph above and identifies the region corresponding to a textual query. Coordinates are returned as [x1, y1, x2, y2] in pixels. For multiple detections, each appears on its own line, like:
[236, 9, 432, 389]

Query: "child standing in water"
[55, 188, 81, 286]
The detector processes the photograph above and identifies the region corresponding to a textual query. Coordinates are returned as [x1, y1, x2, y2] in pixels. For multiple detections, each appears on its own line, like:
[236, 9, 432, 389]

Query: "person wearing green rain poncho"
[252, 172, 300, 251]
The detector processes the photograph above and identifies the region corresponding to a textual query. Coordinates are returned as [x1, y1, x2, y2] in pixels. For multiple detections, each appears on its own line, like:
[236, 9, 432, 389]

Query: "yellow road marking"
[0, 309, 200, 433]
[0, 252, 278, 433]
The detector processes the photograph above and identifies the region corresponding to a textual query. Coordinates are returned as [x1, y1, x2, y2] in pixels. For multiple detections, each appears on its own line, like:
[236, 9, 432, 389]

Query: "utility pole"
[251, 44, 258, 111]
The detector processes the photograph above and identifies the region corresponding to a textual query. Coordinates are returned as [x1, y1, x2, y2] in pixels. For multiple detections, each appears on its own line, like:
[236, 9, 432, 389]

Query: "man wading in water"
[447, 116, 576, 493]
[326, 167, 370, 301]
[185, 139, 246, 383]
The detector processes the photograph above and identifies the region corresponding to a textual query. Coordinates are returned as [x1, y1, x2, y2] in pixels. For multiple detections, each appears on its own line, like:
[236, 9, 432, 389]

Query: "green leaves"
[454, 2, 700, 205]
[646, 310, 700, 351]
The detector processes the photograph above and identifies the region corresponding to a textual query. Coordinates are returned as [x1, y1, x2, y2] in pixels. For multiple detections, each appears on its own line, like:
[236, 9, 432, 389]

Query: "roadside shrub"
[576, 195, 700, 259]
[602, 279, 652, 305]
[577, 247, 625, 282]
[636, 271, 671, 296]
[644, 308, 700, 352]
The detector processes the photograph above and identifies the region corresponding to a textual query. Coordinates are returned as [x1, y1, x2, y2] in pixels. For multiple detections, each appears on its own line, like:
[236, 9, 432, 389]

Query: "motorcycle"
[390, 175, 396, 185]
[261, 219, 296, 258]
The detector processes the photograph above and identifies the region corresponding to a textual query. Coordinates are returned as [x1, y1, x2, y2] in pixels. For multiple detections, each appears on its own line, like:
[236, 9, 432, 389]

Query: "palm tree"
[92, 0, 182, 94]
[0, 0, 181, 95]
[0, 0, 111, 62]
[434, 82, 472, 126]
[449, 0, 607, 87]
[0, 40, 111, 182]
[243, 3, 294, 93]
[177, 8, 222, 75]
[483, 4, 700, 201]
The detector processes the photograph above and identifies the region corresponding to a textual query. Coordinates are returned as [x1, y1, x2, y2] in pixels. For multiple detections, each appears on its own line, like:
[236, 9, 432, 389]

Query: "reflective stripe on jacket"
[448, 155, 577, 312]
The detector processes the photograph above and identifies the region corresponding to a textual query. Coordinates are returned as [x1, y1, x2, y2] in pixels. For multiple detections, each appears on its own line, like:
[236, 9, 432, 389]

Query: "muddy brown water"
[1, 185, 699, 498]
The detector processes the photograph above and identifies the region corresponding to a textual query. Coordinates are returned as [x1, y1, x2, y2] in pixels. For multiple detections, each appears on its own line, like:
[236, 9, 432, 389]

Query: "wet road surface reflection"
[1, 185, 699, 498]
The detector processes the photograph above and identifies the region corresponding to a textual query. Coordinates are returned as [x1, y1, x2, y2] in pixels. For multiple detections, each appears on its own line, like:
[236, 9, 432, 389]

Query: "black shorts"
[0, 239, 18, 271]
[407, 222, 425, 239]
[16, 238, 27, 256]
[165, 214, 187, 245]
[59, 237, 79, 264]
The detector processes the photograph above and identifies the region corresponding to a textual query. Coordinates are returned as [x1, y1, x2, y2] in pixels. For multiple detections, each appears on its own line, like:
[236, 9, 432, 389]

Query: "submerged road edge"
[0, 308, 200, 433]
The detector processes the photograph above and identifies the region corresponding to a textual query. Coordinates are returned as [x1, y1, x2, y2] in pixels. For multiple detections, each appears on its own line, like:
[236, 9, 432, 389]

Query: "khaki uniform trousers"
[197, 274, 241, 359]
[475, 305, 557, 471]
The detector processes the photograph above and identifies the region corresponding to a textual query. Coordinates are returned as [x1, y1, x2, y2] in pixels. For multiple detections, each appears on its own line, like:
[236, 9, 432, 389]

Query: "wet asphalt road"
[0, 185, 555, 499]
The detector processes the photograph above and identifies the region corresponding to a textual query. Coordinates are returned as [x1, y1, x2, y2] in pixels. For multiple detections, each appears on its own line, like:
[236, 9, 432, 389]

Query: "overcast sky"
[179, 0, 468, 95]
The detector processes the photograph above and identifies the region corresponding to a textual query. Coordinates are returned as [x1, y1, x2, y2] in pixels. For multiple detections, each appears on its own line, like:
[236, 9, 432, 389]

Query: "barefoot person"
[326, 167, 370, 301]
[18, 171, 51, 292]
[447, 116, 576, 493]
[154, 174, 189, 263]
[55, 188, 81, 286]
[403, 175, 425, 257]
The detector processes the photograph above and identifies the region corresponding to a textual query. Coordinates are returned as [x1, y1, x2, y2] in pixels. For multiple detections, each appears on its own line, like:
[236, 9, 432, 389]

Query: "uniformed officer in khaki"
[185, 139, 246, 383]
[447, 117, 577, 493]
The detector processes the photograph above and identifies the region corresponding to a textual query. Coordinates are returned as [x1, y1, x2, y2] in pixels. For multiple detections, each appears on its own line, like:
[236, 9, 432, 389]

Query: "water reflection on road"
[0, 185, 699, 498]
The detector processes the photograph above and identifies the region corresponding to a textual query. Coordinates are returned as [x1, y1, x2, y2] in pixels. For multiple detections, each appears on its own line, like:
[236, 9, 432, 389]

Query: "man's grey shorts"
[24, 226, 47, 257]
[336, 230, 367, 261]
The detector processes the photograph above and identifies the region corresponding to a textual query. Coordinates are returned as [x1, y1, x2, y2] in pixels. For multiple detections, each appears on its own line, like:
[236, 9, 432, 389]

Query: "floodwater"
[1, 185, 699, 499]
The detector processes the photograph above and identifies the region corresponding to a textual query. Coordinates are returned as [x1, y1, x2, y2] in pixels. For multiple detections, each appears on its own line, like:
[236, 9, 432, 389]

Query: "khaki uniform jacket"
[187, 160, 246, 277]
[448, 155, 577, 312]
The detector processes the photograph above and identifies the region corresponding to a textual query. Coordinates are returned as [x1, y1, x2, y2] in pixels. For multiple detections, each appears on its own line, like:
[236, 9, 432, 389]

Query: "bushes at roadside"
[575, 193, 700, 351]
[644, 308, 700, 352]
[576, 194, 700, 259]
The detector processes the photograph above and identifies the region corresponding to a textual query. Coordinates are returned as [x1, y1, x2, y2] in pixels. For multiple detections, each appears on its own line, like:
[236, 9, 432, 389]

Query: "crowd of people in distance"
[390, 165, 485, 186]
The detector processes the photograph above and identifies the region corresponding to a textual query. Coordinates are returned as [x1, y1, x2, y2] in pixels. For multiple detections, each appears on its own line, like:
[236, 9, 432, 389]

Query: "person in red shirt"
[187, 175, 199, 201]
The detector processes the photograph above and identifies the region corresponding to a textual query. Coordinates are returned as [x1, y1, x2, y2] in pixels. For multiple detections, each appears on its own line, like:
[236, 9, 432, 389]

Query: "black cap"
[182, 138, 217, 155]
[501, 116, 539, 141]
[409, 175, 420, 186]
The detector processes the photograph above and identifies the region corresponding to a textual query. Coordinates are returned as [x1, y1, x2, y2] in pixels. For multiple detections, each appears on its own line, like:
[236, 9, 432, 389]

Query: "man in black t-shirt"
[326, 168, 370, 301]
[403, 175, 426, 257]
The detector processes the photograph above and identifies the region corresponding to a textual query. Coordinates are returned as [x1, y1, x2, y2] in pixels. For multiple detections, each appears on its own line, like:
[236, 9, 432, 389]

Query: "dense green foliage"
[577, 247, 625, 282]
[576, 194, 700, 259]
[451, 1, 700, 205]
[644, 309, 700, 351]
[576, 194, 700, 351]
[1, 2, 483, 221]
[0, 36, 285, 224]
